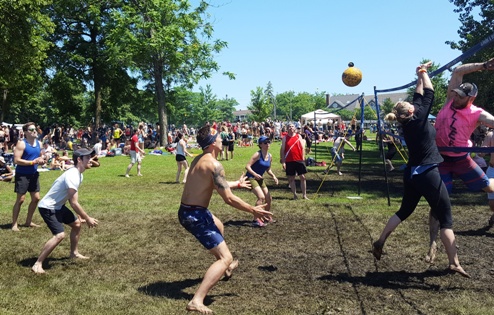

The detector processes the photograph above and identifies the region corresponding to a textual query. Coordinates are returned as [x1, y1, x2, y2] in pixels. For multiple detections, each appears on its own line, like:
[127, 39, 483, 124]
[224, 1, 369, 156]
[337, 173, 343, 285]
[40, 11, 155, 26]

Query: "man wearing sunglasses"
[428, 57, 494, 263]
[11, 122, 46, 231]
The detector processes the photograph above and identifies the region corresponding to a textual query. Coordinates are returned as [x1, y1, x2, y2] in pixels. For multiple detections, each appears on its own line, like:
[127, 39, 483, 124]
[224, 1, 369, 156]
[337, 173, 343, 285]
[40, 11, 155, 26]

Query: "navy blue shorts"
[39, 205, 77, 235]
[178, 204, 224, 250]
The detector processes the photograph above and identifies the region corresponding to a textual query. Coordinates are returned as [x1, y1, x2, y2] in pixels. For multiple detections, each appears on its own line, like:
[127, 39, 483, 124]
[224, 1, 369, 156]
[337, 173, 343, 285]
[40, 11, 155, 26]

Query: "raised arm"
[447, 57, 494, 102]
[416, 61, 433, 94]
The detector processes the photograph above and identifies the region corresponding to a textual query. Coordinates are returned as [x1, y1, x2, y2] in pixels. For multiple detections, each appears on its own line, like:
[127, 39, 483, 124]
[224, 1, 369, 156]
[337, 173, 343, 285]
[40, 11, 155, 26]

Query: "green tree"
[274, 91, 295, 121]
[0, 0, 54, 122]
[216, 95, 237, 123]
[291, 92, 316, 121]
[110, 0, 230, 144]
[448, 0, 494, 112]
[46, 0, 135, 135]
[264, 81, 276, 120]
[248, 87, 270, 122]
[380, 98, 395, 116]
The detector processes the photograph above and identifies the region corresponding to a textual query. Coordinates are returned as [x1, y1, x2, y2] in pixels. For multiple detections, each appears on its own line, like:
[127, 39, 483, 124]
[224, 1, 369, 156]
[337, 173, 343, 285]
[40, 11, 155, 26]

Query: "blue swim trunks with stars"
[178, 204, 224, 250]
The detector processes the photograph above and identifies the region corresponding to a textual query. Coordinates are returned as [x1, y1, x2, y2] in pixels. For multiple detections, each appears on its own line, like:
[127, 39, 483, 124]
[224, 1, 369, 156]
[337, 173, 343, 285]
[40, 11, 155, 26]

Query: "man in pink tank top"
[427, 57, 494, 264]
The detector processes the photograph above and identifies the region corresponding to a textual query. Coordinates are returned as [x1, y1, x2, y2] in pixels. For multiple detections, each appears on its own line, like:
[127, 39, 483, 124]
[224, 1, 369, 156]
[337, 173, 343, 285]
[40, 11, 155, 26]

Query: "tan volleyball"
[342, 62, 362, 87]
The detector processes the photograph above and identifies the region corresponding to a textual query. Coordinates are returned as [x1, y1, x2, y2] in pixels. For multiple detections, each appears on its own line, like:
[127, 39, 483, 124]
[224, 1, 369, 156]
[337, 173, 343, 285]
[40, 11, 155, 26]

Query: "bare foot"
[137, 173, 143, 176]
[223, 259, 239, 280]
[293, 194, 298, 200]
[425, 242, 437, 264]
[303, 195, 310, 200]
[32, 262, 45, 274]
[186, 301, 214, 314]
[11, 225, 20, 232]
[70, 253, 90, 259]
[449, 264, 471, 278]
[24, 222, 41, 228]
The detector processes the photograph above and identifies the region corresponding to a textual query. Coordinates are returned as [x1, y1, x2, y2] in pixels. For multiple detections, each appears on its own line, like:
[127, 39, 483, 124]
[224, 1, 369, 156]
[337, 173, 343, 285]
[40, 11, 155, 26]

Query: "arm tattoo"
[213, 163, 229, 190]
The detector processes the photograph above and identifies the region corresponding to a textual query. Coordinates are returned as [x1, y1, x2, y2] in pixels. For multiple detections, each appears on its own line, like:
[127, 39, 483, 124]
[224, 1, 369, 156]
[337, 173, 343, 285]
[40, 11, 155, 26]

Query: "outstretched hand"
[252, 203, 273, 223]
[484, 57, 494, 70]
[86, 217, 99, 228]
[238, 173, 252, 189]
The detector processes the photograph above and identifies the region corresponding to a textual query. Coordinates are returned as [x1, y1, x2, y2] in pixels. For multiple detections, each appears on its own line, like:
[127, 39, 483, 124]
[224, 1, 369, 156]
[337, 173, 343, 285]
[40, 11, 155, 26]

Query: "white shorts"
[130, 150, 142, 164]
[486, 166, 494, 200]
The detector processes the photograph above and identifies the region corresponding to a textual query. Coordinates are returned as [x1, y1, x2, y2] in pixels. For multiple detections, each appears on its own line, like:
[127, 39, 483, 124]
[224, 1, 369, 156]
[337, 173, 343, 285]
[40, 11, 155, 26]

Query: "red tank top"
[284, 134, 303, 162]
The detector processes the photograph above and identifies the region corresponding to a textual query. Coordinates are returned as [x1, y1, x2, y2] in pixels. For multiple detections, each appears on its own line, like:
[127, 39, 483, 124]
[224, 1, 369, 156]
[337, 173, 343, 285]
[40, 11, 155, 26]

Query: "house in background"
[233, 109, 252, 122]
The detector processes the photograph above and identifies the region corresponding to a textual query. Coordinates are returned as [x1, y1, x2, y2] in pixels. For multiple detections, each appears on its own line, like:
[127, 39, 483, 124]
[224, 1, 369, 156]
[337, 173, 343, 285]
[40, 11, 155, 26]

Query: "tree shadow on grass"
[138, 279, 236, 305]
[317, 269, 464, 291]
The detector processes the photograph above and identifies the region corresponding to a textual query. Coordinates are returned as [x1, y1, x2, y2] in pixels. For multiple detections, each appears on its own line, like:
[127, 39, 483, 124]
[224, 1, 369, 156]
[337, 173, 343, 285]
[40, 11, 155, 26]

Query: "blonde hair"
[386, 101, 413, 123]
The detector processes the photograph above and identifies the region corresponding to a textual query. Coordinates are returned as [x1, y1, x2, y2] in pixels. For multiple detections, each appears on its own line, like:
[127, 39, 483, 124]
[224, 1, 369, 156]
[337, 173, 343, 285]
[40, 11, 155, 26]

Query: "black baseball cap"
[453, 82, 478, 98]
[73, 148, 95, 158]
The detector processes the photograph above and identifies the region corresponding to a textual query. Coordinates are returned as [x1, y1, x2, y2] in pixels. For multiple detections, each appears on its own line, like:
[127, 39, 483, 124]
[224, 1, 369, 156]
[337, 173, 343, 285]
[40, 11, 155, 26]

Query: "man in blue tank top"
[11, 122, 46, 231]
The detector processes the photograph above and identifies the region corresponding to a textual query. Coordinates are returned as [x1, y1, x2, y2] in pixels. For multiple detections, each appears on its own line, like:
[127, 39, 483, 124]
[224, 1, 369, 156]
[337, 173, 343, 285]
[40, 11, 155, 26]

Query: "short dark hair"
[196, 126, 211, 144]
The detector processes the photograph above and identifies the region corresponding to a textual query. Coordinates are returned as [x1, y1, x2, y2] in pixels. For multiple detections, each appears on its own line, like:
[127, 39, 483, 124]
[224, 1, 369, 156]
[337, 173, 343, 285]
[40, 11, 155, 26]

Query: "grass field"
[1, 139, 494, 315]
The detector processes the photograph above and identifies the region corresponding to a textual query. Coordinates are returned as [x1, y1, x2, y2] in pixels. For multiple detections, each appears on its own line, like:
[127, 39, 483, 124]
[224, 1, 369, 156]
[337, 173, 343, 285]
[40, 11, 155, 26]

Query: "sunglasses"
[27, 128, 36, 132]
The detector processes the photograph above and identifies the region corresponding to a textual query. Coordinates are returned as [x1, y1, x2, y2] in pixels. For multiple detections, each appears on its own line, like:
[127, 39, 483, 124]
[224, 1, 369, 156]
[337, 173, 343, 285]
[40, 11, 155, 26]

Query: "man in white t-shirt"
[32, 148, 99, 274]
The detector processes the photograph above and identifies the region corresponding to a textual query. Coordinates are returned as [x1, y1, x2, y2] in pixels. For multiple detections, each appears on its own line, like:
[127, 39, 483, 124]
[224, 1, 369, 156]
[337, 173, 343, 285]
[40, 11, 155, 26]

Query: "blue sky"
[196, 0, 464, 109]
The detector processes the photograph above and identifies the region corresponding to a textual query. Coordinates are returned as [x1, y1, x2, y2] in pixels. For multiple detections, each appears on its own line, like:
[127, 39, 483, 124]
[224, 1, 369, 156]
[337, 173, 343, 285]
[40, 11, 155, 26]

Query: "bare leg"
[373, 214, 402, 260]
[186, 241, 233, 314]
[426, 211, 440, 263]
[24, 191, 40, 227]
[12, 194, 26, 231]
[125, 163, 134, 176]
[440, 228, 470, 278]
[32, 232, 66, 274]
[288, 175, 297, 199]
[300, 175, 309, 199]
[176, 162, 182, 183]
[68, 219, 88, 259]
[137, 162, 142, 176]
[336, 163, 342, 176]
[183, 167, 189, 184]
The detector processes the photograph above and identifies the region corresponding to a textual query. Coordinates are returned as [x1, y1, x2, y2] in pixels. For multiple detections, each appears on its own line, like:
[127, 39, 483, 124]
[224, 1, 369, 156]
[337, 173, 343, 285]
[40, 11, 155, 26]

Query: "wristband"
[237, 182, 241, 188]
[30, 161, 34, 165]
[418, 69, 427, 73]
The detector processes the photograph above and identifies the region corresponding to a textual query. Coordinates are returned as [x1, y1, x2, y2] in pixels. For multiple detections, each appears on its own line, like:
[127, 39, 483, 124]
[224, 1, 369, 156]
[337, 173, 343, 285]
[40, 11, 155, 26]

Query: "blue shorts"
[178, 204, 224, 250]
[39, 205, 77, 235]
[331, 147, 343, 163]
[439, 155, 490, 193]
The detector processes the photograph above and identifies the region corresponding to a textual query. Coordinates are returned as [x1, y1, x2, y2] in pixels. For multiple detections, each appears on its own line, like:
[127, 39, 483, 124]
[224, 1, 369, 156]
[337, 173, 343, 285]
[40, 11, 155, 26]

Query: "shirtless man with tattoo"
[178, 125, 273, 314]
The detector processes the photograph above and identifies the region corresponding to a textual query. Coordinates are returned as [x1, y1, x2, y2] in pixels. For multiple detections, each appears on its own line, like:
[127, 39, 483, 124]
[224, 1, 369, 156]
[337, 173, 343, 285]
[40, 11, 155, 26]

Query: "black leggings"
[385, 144, 397, 160]
[395, 166, 452, 229]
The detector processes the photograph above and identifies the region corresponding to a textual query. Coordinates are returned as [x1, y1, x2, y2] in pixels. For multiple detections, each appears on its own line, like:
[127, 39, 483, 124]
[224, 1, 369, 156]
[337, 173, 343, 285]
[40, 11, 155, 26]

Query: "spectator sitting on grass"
[0, 156, 14, 182]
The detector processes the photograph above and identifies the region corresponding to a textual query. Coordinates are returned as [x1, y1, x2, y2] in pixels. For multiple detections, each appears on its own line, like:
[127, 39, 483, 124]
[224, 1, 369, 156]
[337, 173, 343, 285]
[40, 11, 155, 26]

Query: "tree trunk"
[1, 89, 7, 123]
[93, 80, 102, 144]
[154, 58, 168, 146]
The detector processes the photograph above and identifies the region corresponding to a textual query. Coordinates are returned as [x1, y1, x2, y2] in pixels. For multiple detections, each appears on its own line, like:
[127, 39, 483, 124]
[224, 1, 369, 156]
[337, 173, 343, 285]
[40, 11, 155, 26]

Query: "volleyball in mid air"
[342, 62, 362, 87]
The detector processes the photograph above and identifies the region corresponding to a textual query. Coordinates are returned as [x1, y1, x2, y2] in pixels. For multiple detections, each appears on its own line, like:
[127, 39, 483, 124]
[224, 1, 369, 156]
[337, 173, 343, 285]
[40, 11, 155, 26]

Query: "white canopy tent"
[301, 109, 341, 125]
